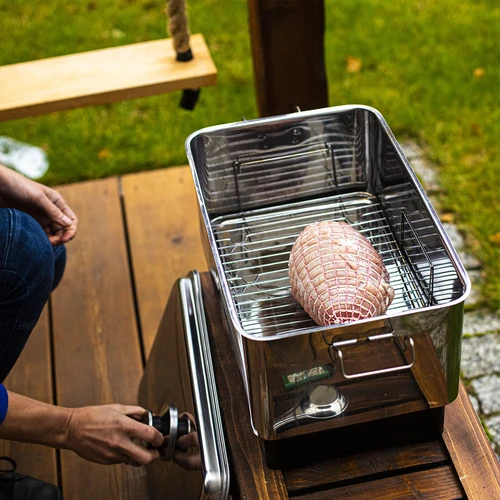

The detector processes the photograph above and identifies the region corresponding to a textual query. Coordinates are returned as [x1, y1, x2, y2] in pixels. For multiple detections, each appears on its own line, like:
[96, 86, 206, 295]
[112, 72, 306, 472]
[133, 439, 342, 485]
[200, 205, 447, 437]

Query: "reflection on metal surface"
[302, 385, 348, 417]
[282, 365, 331, 391]
[274, 384, 348, 433]
[138, 271, 230, 499]
[162, 404, 178, 462]
[329, 333, 415, 380]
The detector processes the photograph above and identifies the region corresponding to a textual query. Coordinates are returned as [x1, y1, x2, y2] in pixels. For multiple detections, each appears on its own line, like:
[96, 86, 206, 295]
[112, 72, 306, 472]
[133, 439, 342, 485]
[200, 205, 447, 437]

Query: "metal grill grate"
[212, 192, 462, 337]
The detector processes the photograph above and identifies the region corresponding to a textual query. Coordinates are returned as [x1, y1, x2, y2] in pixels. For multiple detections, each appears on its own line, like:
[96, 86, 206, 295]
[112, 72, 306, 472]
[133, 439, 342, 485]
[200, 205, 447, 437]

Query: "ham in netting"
[288, 221, 395, 326]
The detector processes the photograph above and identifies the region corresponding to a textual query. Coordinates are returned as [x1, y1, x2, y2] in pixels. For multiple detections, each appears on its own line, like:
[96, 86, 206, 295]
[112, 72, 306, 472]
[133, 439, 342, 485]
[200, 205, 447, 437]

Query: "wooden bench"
[203, 270, 500, 499]
[0, 165, 499, 499]
[0, 35, 217, 122]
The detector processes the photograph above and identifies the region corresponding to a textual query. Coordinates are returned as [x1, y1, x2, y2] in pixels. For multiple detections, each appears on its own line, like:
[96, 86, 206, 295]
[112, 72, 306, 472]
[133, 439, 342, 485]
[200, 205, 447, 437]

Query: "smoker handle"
[329, 333, 415, 380]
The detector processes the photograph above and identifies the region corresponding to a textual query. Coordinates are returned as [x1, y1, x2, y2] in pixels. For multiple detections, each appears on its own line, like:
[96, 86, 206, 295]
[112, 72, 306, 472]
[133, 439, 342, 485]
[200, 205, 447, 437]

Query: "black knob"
[144, 409, 193, 438]
[141, 407, 194, 460]
[177, 414, 192, 437]
[151, 414, 168, 436]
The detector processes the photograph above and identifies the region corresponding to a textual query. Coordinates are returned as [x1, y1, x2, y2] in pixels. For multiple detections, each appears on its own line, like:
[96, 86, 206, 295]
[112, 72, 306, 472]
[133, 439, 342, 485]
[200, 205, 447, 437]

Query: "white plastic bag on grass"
[0, 136, 49, 179]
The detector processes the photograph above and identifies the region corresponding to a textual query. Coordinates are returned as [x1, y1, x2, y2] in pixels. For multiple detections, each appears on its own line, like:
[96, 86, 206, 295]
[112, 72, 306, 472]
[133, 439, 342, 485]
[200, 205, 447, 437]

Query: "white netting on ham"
[288, 221, 395, 326]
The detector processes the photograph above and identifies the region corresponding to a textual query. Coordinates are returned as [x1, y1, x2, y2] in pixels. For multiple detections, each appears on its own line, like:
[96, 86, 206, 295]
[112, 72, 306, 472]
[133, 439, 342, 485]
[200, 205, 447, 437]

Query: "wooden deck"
[0, 165, 499, 499]
[0, 166, 206, 499]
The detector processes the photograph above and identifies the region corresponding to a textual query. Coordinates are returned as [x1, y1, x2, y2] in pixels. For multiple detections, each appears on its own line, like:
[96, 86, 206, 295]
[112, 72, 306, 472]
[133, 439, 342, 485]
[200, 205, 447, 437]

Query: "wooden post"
[248, 0, 328, 117]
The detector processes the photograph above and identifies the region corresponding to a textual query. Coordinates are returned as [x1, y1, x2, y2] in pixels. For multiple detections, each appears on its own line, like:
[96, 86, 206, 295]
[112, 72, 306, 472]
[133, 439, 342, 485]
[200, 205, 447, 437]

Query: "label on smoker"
[282, 365, 331, 391]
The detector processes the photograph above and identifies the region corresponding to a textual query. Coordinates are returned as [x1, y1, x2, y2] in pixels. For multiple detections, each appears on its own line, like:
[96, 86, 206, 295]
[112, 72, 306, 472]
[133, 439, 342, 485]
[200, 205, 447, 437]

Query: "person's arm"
[0, 387, 164, 466]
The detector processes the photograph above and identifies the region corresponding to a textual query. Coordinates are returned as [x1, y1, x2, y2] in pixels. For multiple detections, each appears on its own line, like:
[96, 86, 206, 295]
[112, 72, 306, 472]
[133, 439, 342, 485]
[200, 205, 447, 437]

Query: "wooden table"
[0, 165, 499, 499]
[201, 268, 500, 499]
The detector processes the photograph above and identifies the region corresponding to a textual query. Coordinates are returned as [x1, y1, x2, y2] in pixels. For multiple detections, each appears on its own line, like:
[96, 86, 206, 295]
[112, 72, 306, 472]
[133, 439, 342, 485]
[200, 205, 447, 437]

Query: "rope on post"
[166, 0, 191, 60]
[165, 0, 200, 109]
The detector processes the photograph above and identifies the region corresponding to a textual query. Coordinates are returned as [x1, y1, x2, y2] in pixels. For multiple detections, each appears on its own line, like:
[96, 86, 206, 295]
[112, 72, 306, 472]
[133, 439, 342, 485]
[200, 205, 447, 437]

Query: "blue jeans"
[0, 209, 66, 383]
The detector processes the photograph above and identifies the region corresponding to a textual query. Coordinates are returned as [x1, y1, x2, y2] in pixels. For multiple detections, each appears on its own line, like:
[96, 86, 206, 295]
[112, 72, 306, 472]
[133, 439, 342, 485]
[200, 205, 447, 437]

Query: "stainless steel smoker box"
[186, 105, 471, 440]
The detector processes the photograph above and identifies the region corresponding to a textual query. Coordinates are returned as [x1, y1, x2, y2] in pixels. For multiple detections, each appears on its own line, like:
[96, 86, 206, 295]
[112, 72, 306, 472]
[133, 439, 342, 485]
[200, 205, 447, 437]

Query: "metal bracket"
[231, 141, 332, 213]
[400, 210, 435, 306]
[328, 332, 415, 380]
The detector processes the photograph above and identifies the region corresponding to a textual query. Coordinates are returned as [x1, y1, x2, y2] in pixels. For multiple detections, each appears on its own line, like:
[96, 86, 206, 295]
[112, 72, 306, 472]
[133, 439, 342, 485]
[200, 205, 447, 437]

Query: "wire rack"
[197, 116, 365, 215]
[212, 191, 463, 337]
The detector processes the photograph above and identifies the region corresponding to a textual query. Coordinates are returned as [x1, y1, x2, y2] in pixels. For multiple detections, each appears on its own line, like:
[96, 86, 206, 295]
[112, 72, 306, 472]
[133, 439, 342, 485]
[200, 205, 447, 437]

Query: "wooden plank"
[0, 307, 58, 485]
[248, 0, 328, 116]
[121, 166, 207, 357]
[0, 34, 217, 122]
[50, 178, 148, 500]
[443, 381, 500, 499]
[201, 273, 289, 500]
[293, 465, 464, 500]
[283, 441, 449, 492]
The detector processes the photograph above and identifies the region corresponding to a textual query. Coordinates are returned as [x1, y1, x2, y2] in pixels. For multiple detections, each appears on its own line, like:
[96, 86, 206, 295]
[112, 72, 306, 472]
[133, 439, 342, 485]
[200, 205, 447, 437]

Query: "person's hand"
[173, 430, 202, 471]
[64, 404, 164, 466]
[171, 412, 202, 471]
[0, 164, 78, 245]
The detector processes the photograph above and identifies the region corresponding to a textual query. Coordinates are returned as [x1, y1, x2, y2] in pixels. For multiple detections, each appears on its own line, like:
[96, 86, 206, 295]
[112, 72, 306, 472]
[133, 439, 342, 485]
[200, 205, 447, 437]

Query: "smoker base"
[201, 272, 500, 499]
[263, 406, 445, 470]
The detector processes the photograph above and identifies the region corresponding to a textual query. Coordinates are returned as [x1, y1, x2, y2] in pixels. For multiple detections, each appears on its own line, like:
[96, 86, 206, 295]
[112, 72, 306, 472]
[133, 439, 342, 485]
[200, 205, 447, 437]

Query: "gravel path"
[402, 141, 500, 455]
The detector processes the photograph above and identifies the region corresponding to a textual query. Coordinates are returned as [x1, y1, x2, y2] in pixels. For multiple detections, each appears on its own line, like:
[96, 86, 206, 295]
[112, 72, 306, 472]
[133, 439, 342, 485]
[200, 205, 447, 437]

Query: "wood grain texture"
[121, 166, 207, 357]
[0, 307, 58, 485]
[0, 34, 217, 122]
[201, 273, 289, 500]
[283, 441, 449, 492]
[50, 178, 148, 500]
[443, 381, 500, 499]
[293, 465, 464, 499]
[248, 0, 328, 116]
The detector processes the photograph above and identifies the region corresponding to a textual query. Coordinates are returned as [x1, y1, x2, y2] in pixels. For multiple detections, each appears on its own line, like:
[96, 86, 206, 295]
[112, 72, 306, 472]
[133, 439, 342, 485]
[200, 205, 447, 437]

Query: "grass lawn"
[1, 0, 500, 310]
